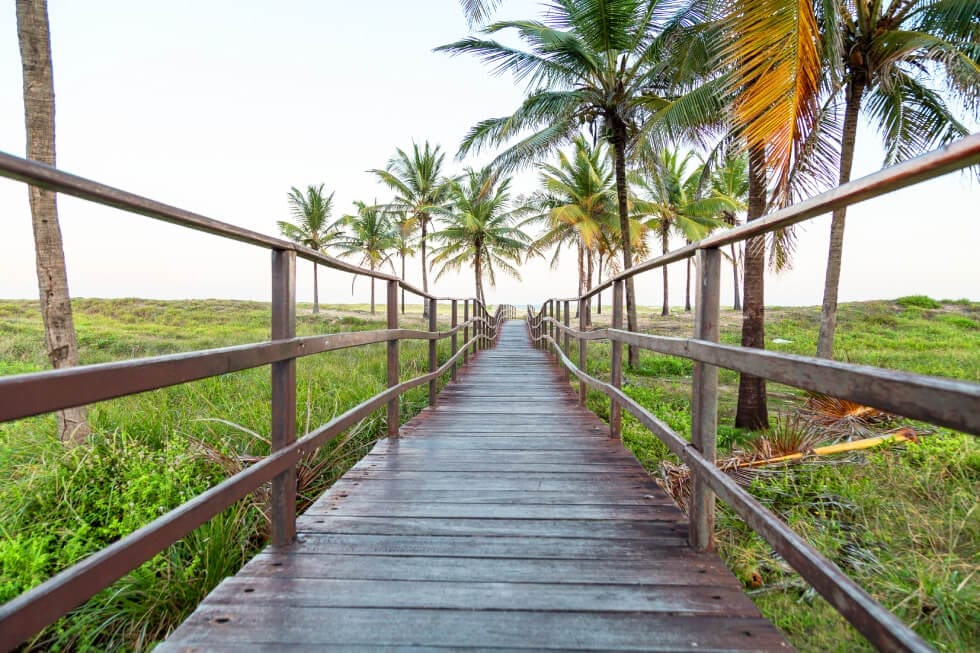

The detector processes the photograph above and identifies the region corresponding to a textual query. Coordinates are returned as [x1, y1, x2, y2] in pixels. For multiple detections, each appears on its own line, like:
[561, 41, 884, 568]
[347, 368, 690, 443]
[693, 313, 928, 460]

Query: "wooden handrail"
[0, 150, 435, 300]
[0, 329, 497, 648]
[524, 137, 980, 652]
[0, 143, 519, 647]
[534, 330, 932, 653]
[0, 320, 484, 424]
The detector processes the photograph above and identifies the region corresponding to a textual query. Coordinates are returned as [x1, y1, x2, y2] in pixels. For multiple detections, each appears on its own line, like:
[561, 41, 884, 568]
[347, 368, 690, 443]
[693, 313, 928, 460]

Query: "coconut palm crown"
[430, 167, 531, 307]
[437, 0, 724, 365]
[277, 184, 338, 314]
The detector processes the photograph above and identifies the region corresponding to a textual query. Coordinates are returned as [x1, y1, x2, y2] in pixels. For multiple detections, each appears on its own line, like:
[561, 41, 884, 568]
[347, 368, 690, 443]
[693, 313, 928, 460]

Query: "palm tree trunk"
[735, 144, 769, 430]
[401, 253, 406, 314]
[313, 263, 319, 314]
[684, 254, 692, 311]
[586, 249, 594, 326]
[421, 217, 429, 317]
[596, 254, 603, 314]
[370, 277, 376, 314]
[661, 230, 670, 316]
[475, 252, 484, 308]
[731, 243, 741, 311]
[816, 79, 865, 359]
[576, 243, 585, 317]
[610, 117, 638, 366]
[17, 0, 88, 445]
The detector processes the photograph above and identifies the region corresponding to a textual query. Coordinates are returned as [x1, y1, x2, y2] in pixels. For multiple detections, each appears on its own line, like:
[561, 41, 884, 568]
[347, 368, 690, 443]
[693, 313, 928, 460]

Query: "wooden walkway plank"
[159, 321, 791, 652]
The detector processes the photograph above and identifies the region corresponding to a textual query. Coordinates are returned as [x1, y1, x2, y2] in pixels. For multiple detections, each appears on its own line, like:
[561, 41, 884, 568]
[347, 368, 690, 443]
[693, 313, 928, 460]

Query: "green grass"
[2, 296, 976, 651]
[0, 298, 460, 651]
[572, 297, 979, 652]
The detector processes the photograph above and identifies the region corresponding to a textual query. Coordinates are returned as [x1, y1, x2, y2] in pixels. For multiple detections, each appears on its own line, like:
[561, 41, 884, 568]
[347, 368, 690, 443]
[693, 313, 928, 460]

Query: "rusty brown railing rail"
[526, 133, 980, 653]
[0, 149, 516, 649]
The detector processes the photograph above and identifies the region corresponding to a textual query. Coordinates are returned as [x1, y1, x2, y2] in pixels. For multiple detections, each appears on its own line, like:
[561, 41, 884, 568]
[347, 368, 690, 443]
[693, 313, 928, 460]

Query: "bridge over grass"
[1, 135, 978, 651]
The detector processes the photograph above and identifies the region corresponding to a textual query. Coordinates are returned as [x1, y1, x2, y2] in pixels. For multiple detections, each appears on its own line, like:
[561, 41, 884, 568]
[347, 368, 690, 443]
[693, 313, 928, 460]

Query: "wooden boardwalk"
[160, 321, 790, 651]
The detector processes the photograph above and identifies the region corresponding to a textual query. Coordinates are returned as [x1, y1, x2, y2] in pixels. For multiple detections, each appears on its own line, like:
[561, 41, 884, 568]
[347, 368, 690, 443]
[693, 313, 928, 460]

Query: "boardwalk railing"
[525, 133, 980, 653]
[0, 150, 515, 649]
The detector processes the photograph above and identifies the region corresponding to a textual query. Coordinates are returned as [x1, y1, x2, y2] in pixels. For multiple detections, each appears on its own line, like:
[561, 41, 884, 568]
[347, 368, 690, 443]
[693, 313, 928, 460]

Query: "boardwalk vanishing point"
[159, 321, 790, 651]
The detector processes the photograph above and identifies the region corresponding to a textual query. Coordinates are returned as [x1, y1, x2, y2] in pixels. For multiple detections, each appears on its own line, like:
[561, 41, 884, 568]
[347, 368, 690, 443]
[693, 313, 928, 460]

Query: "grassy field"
[0, 298, 457, 650]
[0, 297, 977, 651]
[573, 296, 979, 651]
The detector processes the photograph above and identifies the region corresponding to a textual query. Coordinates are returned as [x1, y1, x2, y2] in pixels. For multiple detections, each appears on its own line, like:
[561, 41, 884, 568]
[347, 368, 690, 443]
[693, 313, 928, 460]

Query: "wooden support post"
[463, 299, 470, 365]
[549, 300, 555, 353]
[270, 249, 296, 547]
[450, 299, 458, 381]
[562, 300, 570, 381]
[428, 297, 438, 407]
[610, 280, 623, 439]
[690, 247, 722, 552]
[386, 280, 399, 437]
[563, 300, 570, 353]
[578, 298, 587, 405]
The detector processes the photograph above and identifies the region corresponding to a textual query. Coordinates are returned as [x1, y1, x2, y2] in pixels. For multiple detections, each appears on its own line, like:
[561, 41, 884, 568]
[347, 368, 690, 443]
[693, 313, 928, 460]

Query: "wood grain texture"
[160, 321, 790, 651]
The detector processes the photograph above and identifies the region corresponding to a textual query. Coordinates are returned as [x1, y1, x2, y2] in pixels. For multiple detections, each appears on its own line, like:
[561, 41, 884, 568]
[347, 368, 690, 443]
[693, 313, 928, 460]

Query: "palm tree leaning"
[277, 184, 337, 314]
[371, 142, 451, 313]
[333, 201, 398, 315]
[810, 1, 978, 359]
[17, 0, 88, 444]
[722, 1, 978, 361]
[437, 0, 721, 367]
[632, 149, 726, 316]
[430, 168, 531, 307]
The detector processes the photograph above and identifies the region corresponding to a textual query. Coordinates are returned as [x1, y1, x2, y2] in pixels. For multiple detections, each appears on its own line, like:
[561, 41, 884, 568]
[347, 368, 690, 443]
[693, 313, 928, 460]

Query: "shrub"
[896, 295, 942, 309]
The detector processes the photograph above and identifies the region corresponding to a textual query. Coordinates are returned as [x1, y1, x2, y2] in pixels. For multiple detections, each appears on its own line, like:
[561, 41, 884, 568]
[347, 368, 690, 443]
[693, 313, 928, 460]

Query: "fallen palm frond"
[801, 393, 895, 440]
[658, 428, 919, 510]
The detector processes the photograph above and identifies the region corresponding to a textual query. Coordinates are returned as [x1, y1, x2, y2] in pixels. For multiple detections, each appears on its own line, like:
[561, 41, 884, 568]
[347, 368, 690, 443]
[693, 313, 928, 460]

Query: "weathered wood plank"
[161, 321, 789, 652]
[158, 606, 788, 651]
[201, 577, 760, 616]
[237, 552, 733, 585]
[295, 516, 685, 538]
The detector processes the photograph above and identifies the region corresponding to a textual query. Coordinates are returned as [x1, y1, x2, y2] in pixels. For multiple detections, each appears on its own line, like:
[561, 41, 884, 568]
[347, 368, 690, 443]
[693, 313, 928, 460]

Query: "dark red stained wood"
[160, 321, 790, 651]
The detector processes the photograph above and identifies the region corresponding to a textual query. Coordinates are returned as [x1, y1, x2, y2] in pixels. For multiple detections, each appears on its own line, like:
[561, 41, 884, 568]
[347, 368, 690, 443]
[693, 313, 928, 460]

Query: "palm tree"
[17, 0, 89, 444]
[333, 201, 398, 315]
[371, 142, 451, 310]
[391, 210, 417, 314]
[529, 136, 620, 317]
[437, 0, 723, 366]
[706, 152, 749, 310]
[813, 1, 978, 358]
[632, 149, 727, 316]
[722, 1, 978, 361]
[431, 168, 531, 307]
[277, 184, 337, 314]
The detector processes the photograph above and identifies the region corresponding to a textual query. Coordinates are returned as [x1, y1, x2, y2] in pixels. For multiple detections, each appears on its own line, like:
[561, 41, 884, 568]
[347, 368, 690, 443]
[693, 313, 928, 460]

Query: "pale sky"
[1, 0, 977, 309]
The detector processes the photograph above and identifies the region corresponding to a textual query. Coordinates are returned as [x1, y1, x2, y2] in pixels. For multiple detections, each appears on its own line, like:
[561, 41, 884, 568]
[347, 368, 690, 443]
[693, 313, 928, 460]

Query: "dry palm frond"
[743, 412, 827, 460]
[801, 393, 894, 440]
[657, 427, 920, 510]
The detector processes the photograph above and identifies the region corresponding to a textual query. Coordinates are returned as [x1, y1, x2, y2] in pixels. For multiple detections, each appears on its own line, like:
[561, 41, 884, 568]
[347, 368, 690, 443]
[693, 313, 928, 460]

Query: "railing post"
[463, 299, 470, 365]
[386, 280, 399, 438]
[578, 297, 586, 405]
[548, 300, 555, 354]
[429, 297, 438, 407]
[610, 280, 623, 439]
[690, 247, 722, 552]
[270, 249, 297, 547]
[451, 299, 458, 381]
[563, 300, 570, 354]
